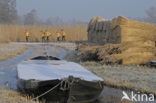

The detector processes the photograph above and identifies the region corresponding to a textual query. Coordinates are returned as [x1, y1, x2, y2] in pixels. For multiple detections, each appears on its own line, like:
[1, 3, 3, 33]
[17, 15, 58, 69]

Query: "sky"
[16, 0, 156, 22]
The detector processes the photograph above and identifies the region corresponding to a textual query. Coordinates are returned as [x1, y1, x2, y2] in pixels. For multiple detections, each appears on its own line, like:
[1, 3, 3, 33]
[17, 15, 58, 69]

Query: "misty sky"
[16, 0, 156, 22]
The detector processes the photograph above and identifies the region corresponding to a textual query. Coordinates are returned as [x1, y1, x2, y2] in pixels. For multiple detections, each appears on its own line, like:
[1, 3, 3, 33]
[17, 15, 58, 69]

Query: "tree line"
[0, 0, 156, 25]
[0, 0, 17, 24]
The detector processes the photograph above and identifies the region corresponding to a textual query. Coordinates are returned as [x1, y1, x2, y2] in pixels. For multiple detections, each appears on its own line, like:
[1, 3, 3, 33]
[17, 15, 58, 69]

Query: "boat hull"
[17, 78, 103, 103]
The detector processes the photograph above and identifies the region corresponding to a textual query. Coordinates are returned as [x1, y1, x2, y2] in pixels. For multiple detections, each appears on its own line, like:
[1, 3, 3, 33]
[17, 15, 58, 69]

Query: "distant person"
[45, 30, 51, 42]
[56, 32, 61, 41]
[61, 29, 66, 41]
[41, 31, 46, 42]
[25, 30, 29, 42]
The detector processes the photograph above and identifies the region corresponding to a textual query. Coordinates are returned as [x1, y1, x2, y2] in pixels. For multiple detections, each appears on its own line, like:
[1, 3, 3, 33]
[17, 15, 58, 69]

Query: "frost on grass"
[0, 43, 28, 61]
[81, 62, 156, 95]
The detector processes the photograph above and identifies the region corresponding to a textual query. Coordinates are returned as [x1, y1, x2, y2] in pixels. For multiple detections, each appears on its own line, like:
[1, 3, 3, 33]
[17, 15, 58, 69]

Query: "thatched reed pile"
[87, 16, 156, 64]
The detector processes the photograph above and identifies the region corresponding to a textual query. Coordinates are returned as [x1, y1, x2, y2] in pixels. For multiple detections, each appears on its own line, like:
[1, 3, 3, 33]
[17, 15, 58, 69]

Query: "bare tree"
[24, 9, 38, 25]
[144, 6, 156, 24]
[9, 0, 17, 23]
[45, 17, 53, 25]
[0, 0, 17, 24]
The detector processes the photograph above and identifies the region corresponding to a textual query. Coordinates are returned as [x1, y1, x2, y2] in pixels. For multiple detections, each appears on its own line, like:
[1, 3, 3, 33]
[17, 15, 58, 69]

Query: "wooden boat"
[148, 60, 156, 67]
[17, 56, 104, 103]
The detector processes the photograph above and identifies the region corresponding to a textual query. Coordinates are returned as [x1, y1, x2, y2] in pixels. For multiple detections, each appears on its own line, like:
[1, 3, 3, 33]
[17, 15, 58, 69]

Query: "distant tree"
[52, 16, 64, 26]
[144, 6, 156, 24]
[9, 0, 17, 23]
[45, 17, 53, 25]
[0, 0, 17, 24]
[24, 9, 38, 25]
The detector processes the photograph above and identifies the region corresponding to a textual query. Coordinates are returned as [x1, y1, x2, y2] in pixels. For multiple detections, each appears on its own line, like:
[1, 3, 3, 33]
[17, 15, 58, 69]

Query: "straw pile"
[88, 16, 122, 44]
[119, 17, 156, 64]
[77, 44, 121, 64]
[87, 16, 156, 64]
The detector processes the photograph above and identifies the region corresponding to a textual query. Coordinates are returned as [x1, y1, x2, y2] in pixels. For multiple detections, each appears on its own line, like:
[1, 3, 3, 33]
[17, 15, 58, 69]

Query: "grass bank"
[0, 43, 28, 61]
[0, 43, 37, 103]
[64, 48, 156, 95]
[0, 87, 39, 103]
[81, 62, 156, 95]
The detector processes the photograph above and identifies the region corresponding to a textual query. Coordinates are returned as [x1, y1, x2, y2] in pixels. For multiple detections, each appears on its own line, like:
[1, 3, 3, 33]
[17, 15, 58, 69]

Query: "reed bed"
[0, 24, 87, 43]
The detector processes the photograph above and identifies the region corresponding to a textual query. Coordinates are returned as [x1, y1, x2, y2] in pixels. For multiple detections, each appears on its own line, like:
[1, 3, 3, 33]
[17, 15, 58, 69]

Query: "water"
[0, 43, 155, 103]
[0, 44, 67, 89]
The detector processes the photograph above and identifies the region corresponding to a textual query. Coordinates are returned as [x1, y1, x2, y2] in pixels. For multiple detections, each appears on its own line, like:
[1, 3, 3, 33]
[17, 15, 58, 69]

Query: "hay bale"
[116, 16, 128, 25]
[98, 21, 104, 31]
[87, 17, 96, 32]
[96, 16, 104, 21]
[120, 17, 156, 64]
[77, 44, 121, 63]
[95, 16, 105, 31]
[87, 16, 156, 64]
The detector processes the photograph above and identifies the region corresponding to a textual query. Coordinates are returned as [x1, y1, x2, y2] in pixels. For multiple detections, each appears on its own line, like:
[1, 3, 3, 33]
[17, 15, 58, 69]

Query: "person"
[45, 30, 51, 42]
[56, 32, 61, 41]
[41, 31, 46, 42]
[61, 29, 66, 41]
[25, 30, 29, 42]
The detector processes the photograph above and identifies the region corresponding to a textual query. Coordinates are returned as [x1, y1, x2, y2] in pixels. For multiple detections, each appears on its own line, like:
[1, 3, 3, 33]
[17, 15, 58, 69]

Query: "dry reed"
[87, 16, 156, 64]
[0, 24, 87, 43]
[0, 87, 40, 103]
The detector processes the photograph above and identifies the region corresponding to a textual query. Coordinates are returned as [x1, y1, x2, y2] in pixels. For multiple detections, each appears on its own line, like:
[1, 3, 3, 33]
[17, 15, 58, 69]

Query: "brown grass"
[64, 49, 156, 95]
[0, 24, 87, 43]
[80, 62, 156, 95]
[0, 43, 28, 61]
[0, 87, 39, 103]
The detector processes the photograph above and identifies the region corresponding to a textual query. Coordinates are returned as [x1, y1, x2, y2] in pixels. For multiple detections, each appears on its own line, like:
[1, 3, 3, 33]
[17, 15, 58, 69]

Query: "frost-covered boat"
[17, 56, 104, 103]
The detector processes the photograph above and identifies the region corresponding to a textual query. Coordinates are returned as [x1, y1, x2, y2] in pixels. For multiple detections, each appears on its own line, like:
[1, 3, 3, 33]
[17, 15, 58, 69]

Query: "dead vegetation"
[0, 24, 87, 43]
[87, 16, 156, 64]
[0, 43, 28, 61]
[64, 45, 156, 96]
[0, 87, 39, 103]
[81, 62, 156, 95]
[77, 43, 122, 64]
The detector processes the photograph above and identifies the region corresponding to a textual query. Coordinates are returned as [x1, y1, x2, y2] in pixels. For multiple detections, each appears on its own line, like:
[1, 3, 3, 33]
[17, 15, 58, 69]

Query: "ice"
[17, 60, 103, 81]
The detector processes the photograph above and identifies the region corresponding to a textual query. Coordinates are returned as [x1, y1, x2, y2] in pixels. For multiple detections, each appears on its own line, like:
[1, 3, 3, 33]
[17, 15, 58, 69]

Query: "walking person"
[61, 29, 66, 41]
[56, 32, 61, 41]
[45, 30, 51, 42]
[25, 30, 30, 42]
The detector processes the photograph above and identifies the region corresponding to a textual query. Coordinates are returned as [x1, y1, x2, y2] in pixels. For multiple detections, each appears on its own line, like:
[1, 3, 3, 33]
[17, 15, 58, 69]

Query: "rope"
[32, 81, 62, 100]
[32, 77, 75, 101]
[60, 79, 70, 91]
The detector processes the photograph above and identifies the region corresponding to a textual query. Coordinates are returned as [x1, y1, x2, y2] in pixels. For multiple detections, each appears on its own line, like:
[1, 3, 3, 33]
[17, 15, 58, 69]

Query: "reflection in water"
[98, 86, 132, 103]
